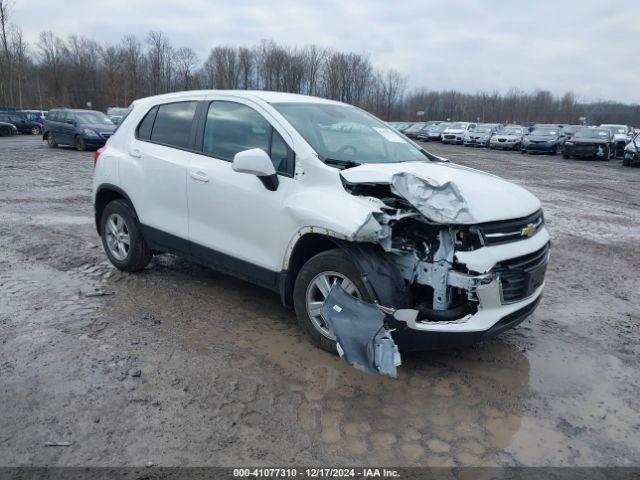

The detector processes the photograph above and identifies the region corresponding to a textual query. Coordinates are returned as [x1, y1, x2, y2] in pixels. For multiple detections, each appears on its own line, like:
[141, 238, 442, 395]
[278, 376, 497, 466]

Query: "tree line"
[0, 1, 638, 125]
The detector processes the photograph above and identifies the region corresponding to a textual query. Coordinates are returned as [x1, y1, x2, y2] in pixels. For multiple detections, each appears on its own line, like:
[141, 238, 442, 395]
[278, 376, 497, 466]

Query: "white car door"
[121, 101, 198, 250]
[187, 99, 296, 286]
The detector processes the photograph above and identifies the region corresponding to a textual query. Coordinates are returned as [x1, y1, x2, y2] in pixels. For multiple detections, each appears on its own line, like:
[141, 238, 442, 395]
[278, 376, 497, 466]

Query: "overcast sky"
[10, 0, 640, 103]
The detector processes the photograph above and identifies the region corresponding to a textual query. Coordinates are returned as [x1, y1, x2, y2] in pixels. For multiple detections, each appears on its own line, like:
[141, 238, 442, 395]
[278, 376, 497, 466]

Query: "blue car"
[43, 108, 116, 151]
[521, 126, 566, 155]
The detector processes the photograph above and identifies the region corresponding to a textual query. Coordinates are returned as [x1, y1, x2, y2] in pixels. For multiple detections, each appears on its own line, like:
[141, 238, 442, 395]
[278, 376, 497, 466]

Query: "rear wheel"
[622, 157, 631, 166]
[0, 126, 12, 137]
[46, 132, 58, 148]
[563, 153, 570, 159]
[293, 249, 371, 353]
[31, 126, 40, 135]
[100, 199, 153, 272]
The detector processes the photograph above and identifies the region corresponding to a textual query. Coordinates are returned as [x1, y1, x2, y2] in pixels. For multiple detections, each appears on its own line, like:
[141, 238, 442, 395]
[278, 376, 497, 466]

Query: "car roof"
[133, 90, 344, 107]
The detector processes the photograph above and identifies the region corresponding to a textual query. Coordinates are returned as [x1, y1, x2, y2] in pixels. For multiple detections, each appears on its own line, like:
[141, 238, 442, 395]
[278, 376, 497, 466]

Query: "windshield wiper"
[323, 158, 362, 169]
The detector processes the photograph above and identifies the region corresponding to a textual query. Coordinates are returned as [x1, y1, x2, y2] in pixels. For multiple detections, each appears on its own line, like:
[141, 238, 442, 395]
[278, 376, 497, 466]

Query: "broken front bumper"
[395, 227, 550, 350]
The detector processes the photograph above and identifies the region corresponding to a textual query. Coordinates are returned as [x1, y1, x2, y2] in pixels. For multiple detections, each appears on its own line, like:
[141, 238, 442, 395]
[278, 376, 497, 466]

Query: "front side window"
[273, 102, 427, 165]
[150, 101, 198, 149]
[203, 101, 293, 175]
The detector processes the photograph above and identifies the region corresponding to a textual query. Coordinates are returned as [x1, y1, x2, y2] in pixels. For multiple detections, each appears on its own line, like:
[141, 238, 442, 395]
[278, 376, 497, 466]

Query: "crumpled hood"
[341, 161, 541, 224]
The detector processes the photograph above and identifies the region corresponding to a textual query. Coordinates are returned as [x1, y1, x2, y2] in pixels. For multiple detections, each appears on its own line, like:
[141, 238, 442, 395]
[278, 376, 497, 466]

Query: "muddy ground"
[0, 135, 638, 467]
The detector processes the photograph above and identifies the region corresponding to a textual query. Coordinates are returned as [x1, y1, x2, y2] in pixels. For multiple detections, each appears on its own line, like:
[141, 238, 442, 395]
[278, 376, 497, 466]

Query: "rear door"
[120, 101, 199, 252]
[187, 99, 296, 285]
[58, 111, 77, 144]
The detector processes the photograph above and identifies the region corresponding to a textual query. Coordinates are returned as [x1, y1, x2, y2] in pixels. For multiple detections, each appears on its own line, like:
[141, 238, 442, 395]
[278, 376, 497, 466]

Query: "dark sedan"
[562, 128, 615, 160]
[0, 112, 42, 135]
[521, 127, 565, 155]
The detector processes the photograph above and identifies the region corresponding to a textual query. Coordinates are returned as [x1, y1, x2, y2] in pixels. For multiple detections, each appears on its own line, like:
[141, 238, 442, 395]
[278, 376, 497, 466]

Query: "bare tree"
[174, 47, 198, 90]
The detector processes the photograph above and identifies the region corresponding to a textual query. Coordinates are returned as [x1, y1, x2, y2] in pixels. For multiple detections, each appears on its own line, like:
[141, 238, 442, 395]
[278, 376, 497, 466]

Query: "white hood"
[341, 161, 541, 224]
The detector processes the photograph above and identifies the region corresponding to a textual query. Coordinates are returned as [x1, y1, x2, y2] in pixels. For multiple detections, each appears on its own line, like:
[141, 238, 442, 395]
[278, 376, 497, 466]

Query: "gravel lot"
[0, 135, 639, 467]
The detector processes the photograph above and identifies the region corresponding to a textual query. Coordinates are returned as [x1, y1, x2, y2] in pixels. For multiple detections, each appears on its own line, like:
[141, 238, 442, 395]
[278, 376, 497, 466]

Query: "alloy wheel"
[105, 213, 131, 261]
[305, 271, 361, 340]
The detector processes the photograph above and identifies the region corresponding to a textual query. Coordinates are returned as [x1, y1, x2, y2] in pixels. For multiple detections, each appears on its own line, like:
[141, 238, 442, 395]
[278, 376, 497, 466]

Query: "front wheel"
[75, 136, 86, 151]
[31, 126, 41, 135]
[46, 133, 58, 148]
[293, 249, 371, 353]
[100, 199, 153, 272]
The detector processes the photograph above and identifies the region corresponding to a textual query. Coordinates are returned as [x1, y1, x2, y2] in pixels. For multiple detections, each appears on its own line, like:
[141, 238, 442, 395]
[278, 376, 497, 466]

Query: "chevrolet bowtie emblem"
[521, 224, 537, 237]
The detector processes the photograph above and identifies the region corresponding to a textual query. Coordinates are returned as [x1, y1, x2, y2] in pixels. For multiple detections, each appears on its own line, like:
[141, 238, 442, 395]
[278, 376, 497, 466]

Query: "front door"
[187, 99, 296, 286]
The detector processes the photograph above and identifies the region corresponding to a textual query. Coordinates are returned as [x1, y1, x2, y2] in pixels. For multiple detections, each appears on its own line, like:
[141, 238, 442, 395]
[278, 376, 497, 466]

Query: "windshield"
[75, 112, 113, 124]
[474, 126, 492, 134]
[503, 127, 523, 135]
[574, 129, 610, 139]
[273, 103, 427, 165]
[532, 127, 558, 136]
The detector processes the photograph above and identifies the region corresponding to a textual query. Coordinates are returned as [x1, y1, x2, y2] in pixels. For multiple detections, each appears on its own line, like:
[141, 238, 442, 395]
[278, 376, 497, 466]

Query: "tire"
[0, 126, 12, 137]
[100, 199, 153, 272]
[46, 132, 58, 148]
[293, 248, 372, 354]
[622, 157, 631, 167]
[562, 154, 570, 159]
[74, 135, 86, 151]
[520, 149, 526, 154]
[31, 126, 40, 135]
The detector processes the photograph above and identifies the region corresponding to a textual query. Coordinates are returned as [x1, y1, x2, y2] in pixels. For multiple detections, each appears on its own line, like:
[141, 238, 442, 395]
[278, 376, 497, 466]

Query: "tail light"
[94, 147, 106, 167]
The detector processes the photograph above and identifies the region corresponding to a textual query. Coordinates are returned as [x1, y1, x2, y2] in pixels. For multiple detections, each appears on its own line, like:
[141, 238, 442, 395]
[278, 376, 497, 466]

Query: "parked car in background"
[463, 124, 500, 148]
[560, 125, 582, 139]
[0, 111, 42, 134]
[442, 122, 476, 144]
[403, 122, 428, 138]
[92, 90, 549, 376]
[107, 107, 130, 125]
[19, 110, 47, 126]
[43, 109, 116, 151]
[623, 132, 640, 166]
[562, 128, 615, 160]
[417, 122, 450, 141]
[600, 124, 634, 157]
[0, 120, 19, 137]
[395, 122, 414, 133]
[521, 126, 565, 155]
[489, 125, 525, 150]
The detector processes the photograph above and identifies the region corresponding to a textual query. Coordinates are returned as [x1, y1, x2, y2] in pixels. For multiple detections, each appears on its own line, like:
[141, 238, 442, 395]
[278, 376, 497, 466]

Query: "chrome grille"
[478, 210, 544, 246]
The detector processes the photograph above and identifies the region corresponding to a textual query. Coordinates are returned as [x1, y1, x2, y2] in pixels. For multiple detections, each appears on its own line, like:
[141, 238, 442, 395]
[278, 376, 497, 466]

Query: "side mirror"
[232, 148, 279, 191]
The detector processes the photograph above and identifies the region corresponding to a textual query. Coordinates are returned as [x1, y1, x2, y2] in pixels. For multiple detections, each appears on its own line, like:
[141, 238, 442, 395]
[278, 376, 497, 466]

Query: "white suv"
[93, 90, 549, 375]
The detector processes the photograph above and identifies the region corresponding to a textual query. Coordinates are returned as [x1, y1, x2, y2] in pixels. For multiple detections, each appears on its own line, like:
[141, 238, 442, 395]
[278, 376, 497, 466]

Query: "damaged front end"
[320, 168, 550, 376]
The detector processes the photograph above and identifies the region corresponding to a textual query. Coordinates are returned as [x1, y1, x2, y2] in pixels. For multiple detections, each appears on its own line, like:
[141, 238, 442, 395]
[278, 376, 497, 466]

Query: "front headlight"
[82, 128, 98, 137]
[565, 141, 573, 146]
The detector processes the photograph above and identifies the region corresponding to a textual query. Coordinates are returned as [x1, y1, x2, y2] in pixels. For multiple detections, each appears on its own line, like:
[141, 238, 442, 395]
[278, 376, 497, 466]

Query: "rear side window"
[136, 106, 158, 140]
[202, 101, 294, 175]
[150, 101, 197, 148]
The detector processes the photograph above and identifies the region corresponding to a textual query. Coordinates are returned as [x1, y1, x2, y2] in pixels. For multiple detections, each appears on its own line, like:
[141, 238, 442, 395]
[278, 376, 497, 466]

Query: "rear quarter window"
[136, 106, 158, 140]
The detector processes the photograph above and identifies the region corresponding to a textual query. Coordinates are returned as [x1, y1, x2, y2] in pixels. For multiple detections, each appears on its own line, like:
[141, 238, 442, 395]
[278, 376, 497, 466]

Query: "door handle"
[189, 171, 209, 183]
[130, 148, 142, 158]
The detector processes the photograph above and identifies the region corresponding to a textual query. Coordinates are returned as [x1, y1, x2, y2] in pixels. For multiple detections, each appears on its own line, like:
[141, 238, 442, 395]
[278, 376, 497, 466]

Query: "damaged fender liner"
[320, 284, 401, 377]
